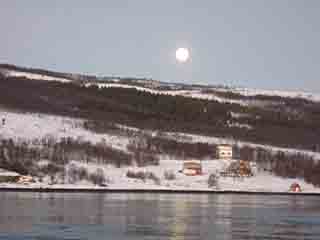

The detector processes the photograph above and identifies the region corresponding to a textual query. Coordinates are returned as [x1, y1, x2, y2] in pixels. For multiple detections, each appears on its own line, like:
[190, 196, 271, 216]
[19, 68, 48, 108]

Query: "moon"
[175, 48, 190, 62]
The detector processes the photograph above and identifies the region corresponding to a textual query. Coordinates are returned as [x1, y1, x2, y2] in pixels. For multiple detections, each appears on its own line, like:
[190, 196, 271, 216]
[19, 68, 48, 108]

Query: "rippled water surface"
[0, 192, 319, 239]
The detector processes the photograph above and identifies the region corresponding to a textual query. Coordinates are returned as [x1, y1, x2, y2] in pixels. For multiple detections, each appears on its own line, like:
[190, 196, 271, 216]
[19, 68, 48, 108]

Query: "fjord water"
[0, 192, 319, 239]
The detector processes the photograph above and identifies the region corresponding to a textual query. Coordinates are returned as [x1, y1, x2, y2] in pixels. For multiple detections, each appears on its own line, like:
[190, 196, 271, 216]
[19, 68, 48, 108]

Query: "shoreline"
[0, 187, 319, 196]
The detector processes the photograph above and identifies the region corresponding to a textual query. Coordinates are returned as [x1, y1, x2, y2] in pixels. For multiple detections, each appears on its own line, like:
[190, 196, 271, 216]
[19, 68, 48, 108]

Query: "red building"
[182, 161, 202, 176]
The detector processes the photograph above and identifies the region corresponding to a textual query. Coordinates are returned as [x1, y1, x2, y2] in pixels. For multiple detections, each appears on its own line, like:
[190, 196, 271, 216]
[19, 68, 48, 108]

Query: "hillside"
[1, 64, 320, 151]
[1, 109, 319, 192]
[1, 64, 320, 191]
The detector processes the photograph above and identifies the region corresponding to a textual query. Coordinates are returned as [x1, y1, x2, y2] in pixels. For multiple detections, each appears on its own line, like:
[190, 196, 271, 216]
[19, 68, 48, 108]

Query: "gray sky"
[1, 1, 320, 92]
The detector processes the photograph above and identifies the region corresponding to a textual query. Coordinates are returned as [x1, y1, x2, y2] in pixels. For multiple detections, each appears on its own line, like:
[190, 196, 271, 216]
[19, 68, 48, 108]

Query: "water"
[0, 192, 319, 239]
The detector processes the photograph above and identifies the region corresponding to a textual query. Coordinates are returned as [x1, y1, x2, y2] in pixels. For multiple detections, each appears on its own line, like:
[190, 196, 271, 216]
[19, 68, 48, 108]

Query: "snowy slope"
[0, 110, 128, 151]
[164, 132, 320, 160]
[2, 64, 320, 103]
[2, 70, 71, 83]
[214, 86, 320, 102]
[84, 82, 320, 105]
[0, 109, 319, 192]
[3, 68, 320, 103]
[0, 109, 320, 159]
[1, 109, 319, 160]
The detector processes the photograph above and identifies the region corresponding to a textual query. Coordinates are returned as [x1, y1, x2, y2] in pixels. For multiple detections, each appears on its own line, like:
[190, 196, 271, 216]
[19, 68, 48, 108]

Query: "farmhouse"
[182, 160, 202, 176]
[217, 144, 233, 160]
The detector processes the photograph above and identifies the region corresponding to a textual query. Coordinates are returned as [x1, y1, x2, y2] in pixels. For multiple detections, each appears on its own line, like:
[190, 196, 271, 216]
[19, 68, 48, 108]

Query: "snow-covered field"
[76, 160, 318, 193]
[0, 160, 318, 193]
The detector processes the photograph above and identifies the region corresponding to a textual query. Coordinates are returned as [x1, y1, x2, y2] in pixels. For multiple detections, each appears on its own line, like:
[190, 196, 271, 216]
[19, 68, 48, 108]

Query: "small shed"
[217, 144, 233, 160]
[182, 160, 202, 176]
[289, 182, 302, 193]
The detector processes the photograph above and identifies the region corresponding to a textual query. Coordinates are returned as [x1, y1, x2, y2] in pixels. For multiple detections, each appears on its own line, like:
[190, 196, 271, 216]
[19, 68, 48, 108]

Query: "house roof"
[217, 144, 232, 148]
[183, 161, 202, 169]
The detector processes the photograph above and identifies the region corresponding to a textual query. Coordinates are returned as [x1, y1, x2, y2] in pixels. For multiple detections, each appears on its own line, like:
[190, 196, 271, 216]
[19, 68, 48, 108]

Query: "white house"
[217, 144, 233, 160]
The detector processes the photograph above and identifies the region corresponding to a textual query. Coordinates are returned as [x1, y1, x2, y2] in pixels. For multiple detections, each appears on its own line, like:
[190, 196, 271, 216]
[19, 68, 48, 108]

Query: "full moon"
[175, 48, 190, 62]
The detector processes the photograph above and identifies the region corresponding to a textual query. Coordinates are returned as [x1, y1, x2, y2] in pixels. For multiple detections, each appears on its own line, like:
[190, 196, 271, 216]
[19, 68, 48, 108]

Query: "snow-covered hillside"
[0, 109, 319, 192]
[2, 109, 318, 160]
[1, 70, 71, 83]
[2, 67, 320, 103]
[1, 64, 320, 192]
[163, 132, 320, 160]
[85, 82, 246, 105]
[0, 110, 128, 151]
[213, 86, 320, 102]
[85, 82, 320, 104]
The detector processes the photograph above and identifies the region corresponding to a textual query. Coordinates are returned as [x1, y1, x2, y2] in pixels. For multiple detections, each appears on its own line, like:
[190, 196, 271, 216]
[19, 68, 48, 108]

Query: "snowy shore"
[1, 159, 319, 194]
[0, 187, 319, 196]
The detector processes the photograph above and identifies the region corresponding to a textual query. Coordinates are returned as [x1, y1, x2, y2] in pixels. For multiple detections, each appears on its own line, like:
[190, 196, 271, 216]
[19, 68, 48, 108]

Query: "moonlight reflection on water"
[0, 192, 319, 239]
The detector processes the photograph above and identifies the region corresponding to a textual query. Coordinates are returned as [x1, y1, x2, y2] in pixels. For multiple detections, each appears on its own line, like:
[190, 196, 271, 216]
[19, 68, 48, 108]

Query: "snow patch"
[3, 70, 71, 83]
[85, 83, 247, 105]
